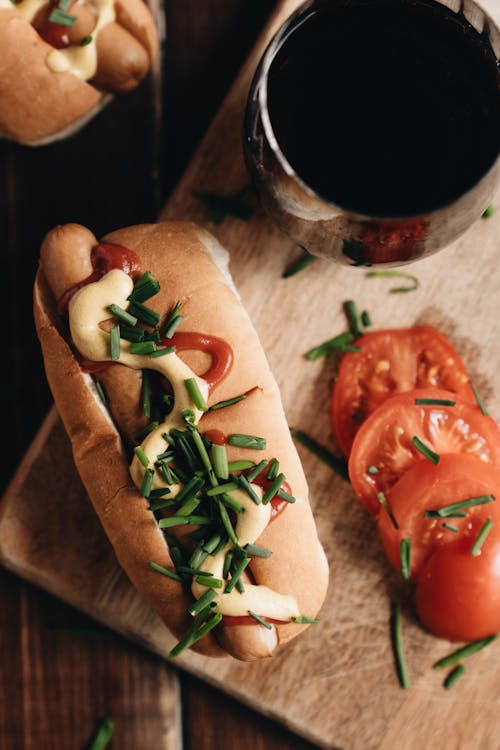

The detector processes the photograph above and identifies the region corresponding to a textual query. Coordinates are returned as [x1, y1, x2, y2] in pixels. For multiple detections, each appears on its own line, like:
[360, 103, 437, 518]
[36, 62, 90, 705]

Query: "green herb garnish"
[424, 494, 495, 519]
[148, 561, 183, 582]
[209, 393, 247, 411]
[471, 381, 488, 416]
[282, 250, 317, 278]
[414, 398, 456, 406]
[304, 331, 356, 360]
[248, 610, 273, 629]
[391, 602, 410, 689]
[48, 7, 76, 26]
[471, 518, 493, 556]
[184, 378, 208, 411]
[366, 269, 419, 294]
[109, 324, 120, 361]
[292, 429, 348, 480]
[412, 436, 440, 464]
[433, 635, 497, 669]
[400, 538, 411, 581]
[228, 433, 266, 450]
[377, 492, 399, 529]
[88, 718, 114, 750]
[443, 664, 465, 689]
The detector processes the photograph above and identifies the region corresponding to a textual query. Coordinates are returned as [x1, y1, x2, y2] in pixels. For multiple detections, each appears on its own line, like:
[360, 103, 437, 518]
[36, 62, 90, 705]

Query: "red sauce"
[162, 331, 233, 392]
[58, 242, 141, 316]
[202, 429, 226, 446]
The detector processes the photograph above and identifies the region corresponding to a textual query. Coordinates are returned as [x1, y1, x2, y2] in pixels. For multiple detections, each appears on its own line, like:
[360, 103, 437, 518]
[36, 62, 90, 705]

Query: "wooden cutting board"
[1, 1, 500, 748]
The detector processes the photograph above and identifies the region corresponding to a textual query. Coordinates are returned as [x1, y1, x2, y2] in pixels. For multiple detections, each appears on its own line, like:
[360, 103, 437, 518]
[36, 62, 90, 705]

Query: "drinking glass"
[243, 0, 500, 266]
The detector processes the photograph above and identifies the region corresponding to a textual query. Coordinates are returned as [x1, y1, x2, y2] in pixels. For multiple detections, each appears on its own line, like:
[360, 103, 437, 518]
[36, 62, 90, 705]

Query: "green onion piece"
[340, 344, 361, 353]
[206, 482, 239, 496]
[93, 378, 107, 405]
[246, 459, 268, 481]
[195, 575, 223, 589]
[191, 428, 213, 474]
[189, 588, 218, 615]
[135, 420, 159, 443]
[150, 346, 175, 358]
[343, 299, 363, 337]
[188, 542, 209, 570]
[282, 250, 317, 278]
[158, 515, 211, 529]
[119, 325, 144, 343]
[366, 270, 419, 294]
[129, 271, 160, 303]
[169, 611, 222, 659]
[471, 518, 493, 556]
[471, 381, 488, 416]
[292, 430, 349, 480]
[107, 303, 137, 327]
[148, 561, 182, 582]
[227, 460, 254, 472]
[109, 324, 120, 361]
[130, 341, 157, 356]
[414, 398, 456, 406]
[156, 459, 174, 485]
[244, 543, 272, 558]
[236, 475, 261, 505]
[211, 443, 229, 480]
[442, 522, 459, 533]
[224, 556, 250, 594]
[248, 610, 273, 629]
[276, 489, 296, 503]
[377, 492, 399, 530]
[219, 493, 244, 513]
[391, 602, 410, 689]
[176, 496, 201, 517]
[304, 331, 355, 361]
[444, 664, 465, 689]
[425, 494, 495, 518]
[59, 0, 72, 10]
[216, 498, 238, 544]
[412, 436, 440, 464]
[400, 538, 411, 581]
[361, 310, 372, 327]
[482, 204, 495, 218]
[177, 565, 212, 577]
[134, 446, 149, 468]
[140, 468, 155, 498]
[148, 498, 177, 512]
[223, 550, 233, 579]
[291, 615, 320, 624]
[228, 433, 266, 450]
[174, 476, 204, 506]
[203, 533, 224, 555]
[128, 300, 160, 328]
[262, 473, 285, 505]
[48, 7, 76, 25]
[142, 371, 151, 418]
[266, 458, 279, 481]
[434, 635, 498, 669]
[88, 718, 114, 750]
[209, 393, 247, 411]
[367, 465, 379, 475]
[163, 314, 184, 339]
[80, 34, 92, 45]
[184, 378, 208, 411]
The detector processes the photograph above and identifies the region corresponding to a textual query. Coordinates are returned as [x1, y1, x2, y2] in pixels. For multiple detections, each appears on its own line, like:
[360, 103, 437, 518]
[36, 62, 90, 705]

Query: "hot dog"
[33, 221, 329, 660]
[0, 0, 158, 145]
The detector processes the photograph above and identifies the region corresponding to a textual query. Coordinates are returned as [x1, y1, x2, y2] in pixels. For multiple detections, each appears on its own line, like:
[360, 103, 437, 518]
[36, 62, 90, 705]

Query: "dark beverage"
[266, 0, 500, 217]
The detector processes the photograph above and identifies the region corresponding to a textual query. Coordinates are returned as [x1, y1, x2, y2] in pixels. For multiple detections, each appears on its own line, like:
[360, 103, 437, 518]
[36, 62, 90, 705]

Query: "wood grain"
[1, 1, 499, 749]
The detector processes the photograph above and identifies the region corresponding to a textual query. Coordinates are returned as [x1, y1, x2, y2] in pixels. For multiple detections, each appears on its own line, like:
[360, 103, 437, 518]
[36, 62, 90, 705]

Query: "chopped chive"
[150, 346, 175, 358]
[142, 371, 151, 418]
[248, 610, 273, 629]
[189, 589, 218, 615]
[244, 543, 272, 558]
[425, 494, 495, 518]
[377, 492, 399, 529]
[169, 611, 222, 659]
[227, 433, 266, 450]
[209, 393, 247, 411]
[48, 8, 76, 25]
[366, 270, 419, 294]
[88, 718, 114, 750]
[140, 468, 155, 498]
[211, 443, 229, 480]
[266, 458, 279, 481]
[471, 518, 493, 556]
[391, 602, 410, 689]
[444, 664, 465, 689]
[188, 542, 209, 570]
[109, 324, 120, 361]
[471, 381, 488, 416]
[93, 377, 107, 405]
[262, 473, 285, 505]
[291, 615, 320, 624]
[206, 482, 239, 496]
[58, 0, 72, 10]
[282, 250, 317, 278]
[174, 476, 204, 505]
[400, 538, 411, 581]
[367, 465, 379, 475]
[135, 420, 159, 443]
[343, 299, 363, 337]
[107, 303, 138, 326]
[134, 446, 149, 468]
[246, 459, 268, 481]
[80, 34, 92, 45]
[227, 460, 254, 472]
[414, 398, 456, 406]
[412, 436, 440, 464]
[361, 310, 372, 327]
[130, 341, 157, 356]
[158, 515, 211, 529]
[203, 533, 224, 555]
[156, 459, 174, 485]
[148, 498, 177, 512]
[176, 496, 201, 517]
[442, 522, 459, 533]
[191, 429, 213, 474]
[292, 430, 349, 480]
[128, 300, 160, 328]
[340, 344, 362, 352]
[128, 271, 160, 303]
[176, 566, 213, 577]
[148, 561, 182, 582]
[184, 378, 208, 411]
[304, 331, 355, 360]
[119, 325, 144, 343]
[434, 635, 498, 669]
[482, 204, 495, 218]
[215, 498, 238, 544]
[162, 302, 183, 338]
[219, 493, 244, 514]
[276, 489, 296, 503]
[224, 556, 250, 594]
[236, 474, 261, 505]
[144, 330, 161, 343]
[223, 550, 233, 579]
[195, 575, 223, 589]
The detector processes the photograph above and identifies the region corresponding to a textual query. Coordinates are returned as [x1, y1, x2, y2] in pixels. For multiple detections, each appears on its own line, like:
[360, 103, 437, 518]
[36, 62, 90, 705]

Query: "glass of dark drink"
[244, 0, 500, 266]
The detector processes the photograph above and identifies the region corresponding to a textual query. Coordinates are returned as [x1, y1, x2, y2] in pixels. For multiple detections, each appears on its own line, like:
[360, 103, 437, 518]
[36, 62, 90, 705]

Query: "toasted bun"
[0, 0, 158, 146]
[34, 221, 329, 660]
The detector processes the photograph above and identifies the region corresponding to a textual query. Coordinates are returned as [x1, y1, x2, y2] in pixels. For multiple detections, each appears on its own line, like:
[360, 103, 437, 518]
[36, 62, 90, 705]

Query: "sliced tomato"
[331, 326, 474, 456]
[378, 453, 500, 578]
[348, 388, 500, 517]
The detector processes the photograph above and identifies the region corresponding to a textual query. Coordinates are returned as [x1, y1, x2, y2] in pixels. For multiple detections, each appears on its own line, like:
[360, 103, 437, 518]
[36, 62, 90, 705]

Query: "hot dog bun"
[33, 221, 329, 660]
[0, 0, 159, 146]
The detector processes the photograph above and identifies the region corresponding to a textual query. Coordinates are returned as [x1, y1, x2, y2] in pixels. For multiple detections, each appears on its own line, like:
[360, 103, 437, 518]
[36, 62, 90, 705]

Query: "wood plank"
[1, 1, 500, 748]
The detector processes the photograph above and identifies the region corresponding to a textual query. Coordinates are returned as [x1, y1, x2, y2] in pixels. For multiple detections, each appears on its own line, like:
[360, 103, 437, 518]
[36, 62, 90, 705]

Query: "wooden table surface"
[0, 2, 316, 748]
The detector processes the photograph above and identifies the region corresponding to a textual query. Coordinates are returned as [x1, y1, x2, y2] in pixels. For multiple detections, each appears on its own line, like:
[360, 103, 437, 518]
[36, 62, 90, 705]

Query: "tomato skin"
[378, 453, 500, 579]
[331, 326, 474, 456]
[348, 388, 500, 517]
[415, 537, 500, 642]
